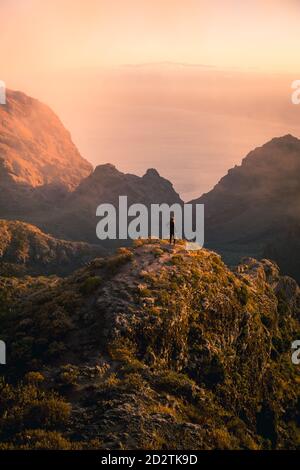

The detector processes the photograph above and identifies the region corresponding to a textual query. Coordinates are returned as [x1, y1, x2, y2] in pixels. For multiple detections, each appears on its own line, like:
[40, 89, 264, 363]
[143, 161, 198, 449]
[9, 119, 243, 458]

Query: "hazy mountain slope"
[0, 157, 70, 222]
[191, 135, 300, 280]
[0, 219, 106, 276]
[42, 164, 183, 243]
[0, 89, 92, 189]
[1, 240, 300, 449]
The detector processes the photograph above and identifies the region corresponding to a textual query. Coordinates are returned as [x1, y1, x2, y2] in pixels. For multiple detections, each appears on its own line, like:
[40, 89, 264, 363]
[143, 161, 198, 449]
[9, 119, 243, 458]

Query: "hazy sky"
[1, 0, 300, 199]
[2, 0, 300, 72]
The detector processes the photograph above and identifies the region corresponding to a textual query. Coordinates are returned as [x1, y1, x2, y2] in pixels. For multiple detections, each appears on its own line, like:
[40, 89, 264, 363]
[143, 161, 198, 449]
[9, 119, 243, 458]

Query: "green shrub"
[39, 307, 73, 339]
[15, 429, 72, 450]
[121, 372, 148, 392]
[201, 355, 226, 387]
[59, 365, 79, 386]
[108, 338, 137, 362]
[25, 372, 45, 384]
[104, 251, 133, 274]
[0, 379, 71, 436]
[236, 284, 249, 306]
[28, 398, 71, 429]
[154, 370, 196, 400]
[80, 276, 102, 295]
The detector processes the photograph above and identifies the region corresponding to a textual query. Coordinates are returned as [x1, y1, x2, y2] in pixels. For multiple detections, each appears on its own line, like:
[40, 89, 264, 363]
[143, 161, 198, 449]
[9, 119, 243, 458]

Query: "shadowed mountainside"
[39, 164, 183, 243]
[191, 134, 300, 281]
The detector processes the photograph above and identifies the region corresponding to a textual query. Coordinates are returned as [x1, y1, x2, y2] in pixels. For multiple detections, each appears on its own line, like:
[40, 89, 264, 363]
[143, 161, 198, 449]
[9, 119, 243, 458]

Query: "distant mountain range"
[1, 89, 300, 281]
[41, 164, 182, 243]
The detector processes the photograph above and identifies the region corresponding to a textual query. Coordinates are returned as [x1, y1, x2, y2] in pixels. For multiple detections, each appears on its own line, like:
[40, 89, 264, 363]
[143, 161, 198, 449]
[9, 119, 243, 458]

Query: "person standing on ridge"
[170, 215, 176, 245]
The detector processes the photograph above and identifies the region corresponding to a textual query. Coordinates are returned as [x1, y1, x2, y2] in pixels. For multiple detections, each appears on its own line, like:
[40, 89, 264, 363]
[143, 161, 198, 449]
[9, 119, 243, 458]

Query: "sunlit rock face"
[0, 89, 92, 189]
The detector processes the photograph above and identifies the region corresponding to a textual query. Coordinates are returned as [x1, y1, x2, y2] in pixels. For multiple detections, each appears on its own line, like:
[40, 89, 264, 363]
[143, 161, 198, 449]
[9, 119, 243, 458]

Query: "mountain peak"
[271, 134, 299, 144]
[93, 163, 120, 175]
[241, 133, 300, 168]
[143, 168, 161, 178]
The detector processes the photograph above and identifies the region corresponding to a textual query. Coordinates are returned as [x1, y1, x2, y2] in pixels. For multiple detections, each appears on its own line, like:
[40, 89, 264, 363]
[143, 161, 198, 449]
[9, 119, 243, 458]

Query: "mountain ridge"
[1, 239, 300, 449]
[0, 219, 106, 276]
[39, 163, 182, 243]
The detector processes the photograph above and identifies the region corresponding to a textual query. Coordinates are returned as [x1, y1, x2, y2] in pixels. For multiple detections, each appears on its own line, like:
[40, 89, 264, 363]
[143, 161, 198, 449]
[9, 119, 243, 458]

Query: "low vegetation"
[0, 240, 300, 449]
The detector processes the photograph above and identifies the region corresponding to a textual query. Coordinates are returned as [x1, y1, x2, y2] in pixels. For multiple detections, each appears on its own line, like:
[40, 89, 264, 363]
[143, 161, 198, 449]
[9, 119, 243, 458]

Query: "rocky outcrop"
[1, 240, 300, 449]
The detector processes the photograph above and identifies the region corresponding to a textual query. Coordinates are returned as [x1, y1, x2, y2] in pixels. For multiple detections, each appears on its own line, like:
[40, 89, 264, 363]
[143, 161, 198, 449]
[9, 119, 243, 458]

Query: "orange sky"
[1, 0, 300, 74]
[1, 0, 300, 199]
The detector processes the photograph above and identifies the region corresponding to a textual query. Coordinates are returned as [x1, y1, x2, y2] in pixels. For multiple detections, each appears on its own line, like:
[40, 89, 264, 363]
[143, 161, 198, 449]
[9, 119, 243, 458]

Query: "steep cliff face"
[191, 134, 300, 281]
[0, 89, 92, 189]
[0, 219, 105, 276]
[1, 240, 300, 449]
